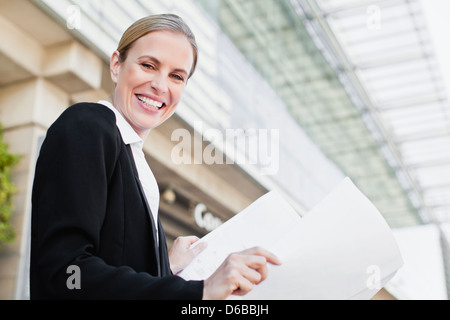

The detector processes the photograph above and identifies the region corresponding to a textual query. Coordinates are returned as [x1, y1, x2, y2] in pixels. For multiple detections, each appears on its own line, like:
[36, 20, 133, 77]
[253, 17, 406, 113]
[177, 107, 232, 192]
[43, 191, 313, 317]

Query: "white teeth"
[137, 95, 163, 109]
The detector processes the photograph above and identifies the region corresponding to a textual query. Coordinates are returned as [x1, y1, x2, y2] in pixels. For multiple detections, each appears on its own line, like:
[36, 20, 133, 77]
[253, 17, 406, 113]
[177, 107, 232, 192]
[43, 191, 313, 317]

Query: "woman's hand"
[169, 236, 207, 275]
[202, 247, 281, 300]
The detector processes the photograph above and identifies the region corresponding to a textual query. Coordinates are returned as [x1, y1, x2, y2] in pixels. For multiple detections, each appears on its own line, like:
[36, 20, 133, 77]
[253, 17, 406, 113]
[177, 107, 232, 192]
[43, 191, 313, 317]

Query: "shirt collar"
[98, 100, 142, 147]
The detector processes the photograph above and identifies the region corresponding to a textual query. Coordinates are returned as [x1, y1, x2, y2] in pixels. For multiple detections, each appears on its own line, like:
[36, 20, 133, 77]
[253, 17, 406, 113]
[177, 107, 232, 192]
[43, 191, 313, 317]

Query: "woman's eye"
[142, 63, 154, 69]
[171, 74, 184, 82]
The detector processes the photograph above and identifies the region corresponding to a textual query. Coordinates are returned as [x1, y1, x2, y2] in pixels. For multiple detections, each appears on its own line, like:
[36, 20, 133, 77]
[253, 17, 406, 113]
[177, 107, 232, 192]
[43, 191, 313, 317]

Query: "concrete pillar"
[43, 41, 103, 94]
[0, 78, 69, 299]
[0, 0, 109, 300]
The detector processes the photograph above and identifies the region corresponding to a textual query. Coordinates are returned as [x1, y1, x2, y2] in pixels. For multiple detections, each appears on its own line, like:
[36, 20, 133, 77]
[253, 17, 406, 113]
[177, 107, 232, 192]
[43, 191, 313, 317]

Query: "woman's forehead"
[129, 31, 194, 72]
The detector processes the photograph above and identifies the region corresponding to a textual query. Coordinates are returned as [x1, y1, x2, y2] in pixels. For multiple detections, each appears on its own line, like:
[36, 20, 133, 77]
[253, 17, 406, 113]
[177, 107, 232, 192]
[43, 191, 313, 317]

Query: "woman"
[30, 13, 280, 300]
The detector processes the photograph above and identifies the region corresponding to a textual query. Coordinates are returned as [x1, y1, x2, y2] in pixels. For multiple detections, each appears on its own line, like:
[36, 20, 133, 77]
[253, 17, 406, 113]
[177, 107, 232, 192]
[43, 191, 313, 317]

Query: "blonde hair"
[117, 14, 198, 79]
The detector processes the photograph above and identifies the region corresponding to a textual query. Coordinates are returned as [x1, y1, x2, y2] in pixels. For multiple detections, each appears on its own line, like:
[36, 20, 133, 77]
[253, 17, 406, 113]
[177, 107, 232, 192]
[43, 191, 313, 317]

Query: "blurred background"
[0, 0, 449, 300]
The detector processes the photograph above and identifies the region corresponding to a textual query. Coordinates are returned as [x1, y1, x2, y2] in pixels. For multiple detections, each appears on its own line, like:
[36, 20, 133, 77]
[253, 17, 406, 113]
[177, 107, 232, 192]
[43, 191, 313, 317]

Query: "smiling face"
[110, 30, 194, 138]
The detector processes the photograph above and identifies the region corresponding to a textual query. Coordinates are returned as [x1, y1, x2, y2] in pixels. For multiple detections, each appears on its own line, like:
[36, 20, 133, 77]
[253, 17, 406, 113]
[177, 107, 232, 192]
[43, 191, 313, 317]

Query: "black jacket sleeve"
[30, 103, 203, 299]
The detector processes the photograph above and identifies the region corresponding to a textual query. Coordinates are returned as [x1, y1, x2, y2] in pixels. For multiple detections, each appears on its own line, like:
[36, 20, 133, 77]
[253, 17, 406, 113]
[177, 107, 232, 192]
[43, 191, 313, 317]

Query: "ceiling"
[197, 0, 450, 227]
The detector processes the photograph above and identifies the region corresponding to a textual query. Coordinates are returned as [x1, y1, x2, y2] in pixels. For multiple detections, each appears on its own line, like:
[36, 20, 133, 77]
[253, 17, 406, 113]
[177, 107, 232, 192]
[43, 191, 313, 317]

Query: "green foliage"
[0, 125, 19, 246]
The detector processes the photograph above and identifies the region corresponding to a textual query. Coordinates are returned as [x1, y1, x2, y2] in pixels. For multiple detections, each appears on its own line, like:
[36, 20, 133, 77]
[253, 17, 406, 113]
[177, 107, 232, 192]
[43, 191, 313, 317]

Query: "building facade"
[0, 0, 397, 300]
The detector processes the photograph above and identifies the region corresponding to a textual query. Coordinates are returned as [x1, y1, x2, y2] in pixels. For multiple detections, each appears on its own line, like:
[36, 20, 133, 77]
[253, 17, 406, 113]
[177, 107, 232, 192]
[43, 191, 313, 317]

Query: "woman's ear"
[110, 50, 121, 84]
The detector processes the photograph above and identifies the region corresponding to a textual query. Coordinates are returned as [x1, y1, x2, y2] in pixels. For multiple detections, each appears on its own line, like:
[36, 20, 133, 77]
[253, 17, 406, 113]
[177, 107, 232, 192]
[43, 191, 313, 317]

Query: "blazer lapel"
[125, 145, 161, 276]
[158, 218, 172, 276]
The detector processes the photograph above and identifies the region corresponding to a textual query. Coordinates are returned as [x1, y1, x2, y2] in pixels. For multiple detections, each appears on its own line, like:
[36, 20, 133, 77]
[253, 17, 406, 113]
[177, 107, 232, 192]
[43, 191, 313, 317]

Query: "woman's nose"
[150, 74, 168, 94]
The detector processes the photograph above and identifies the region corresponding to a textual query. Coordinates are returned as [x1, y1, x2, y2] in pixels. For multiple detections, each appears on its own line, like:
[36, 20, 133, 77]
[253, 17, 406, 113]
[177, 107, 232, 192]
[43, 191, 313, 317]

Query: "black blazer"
[30, 102, 203, 299]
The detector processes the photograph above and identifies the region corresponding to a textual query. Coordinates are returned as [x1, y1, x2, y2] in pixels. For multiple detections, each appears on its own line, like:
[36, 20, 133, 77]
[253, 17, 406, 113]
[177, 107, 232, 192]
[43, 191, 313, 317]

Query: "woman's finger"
[190, 241, 208, 256]
[239, 247, 282, 265]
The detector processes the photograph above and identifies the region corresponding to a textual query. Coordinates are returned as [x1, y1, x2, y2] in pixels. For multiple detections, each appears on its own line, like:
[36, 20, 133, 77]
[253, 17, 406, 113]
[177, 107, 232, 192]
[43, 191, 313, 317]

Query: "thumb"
[190, 241, 208, 256]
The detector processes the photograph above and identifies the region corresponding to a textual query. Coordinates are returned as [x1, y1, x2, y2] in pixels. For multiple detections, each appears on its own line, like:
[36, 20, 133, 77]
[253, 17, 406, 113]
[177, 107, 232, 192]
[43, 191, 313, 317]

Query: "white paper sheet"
[178, 177, 403, 300]
[178, 190, 301, 281]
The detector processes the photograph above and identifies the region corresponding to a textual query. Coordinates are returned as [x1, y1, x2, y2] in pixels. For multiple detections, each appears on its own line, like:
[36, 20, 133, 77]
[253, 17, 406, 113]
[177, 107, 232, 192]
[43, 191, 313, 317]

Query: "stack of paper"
[178, 177, 403, 300]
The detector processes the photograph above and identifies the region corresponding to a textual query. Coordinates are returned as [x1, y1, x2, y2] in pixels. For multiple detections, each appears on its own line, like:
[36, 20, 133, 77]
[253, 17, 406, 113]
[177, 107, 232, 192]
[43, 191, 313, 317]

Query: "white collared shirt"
[98, 100, 160, 242]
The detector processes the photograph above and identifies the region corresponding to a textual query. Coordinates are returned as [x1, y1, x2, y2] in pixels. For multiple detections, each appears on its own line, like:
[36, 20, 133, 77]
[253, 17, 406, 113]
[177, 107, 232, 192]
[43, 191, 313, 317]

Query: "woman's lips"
[136, 94, 166, 112]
